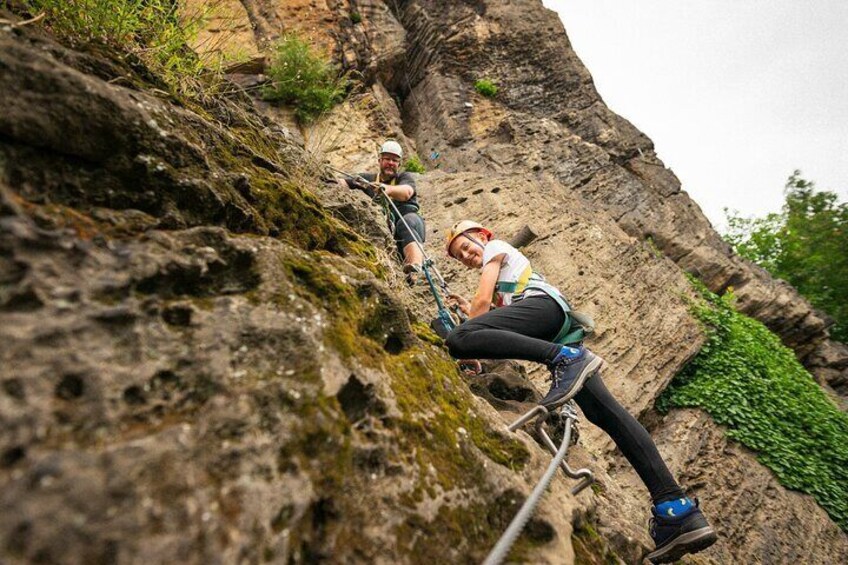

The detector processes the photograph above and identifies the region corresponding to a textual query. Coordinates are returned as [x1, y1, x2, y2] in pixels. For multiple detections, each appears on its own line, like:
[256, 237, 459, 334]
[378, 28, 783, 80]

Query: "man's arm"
[382, 184, 414, 201]
[340, 175, 377, 197]
[382, 172, 416, 201]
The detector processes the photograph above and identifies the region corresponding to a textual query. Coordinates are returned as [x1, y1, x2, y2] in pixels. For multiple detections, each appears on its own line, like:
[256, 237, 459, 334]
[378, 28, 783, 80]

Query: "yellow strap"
[513, 265, 533, 295]
[492, 265, 533, 304]
[376, 172, 398, 185]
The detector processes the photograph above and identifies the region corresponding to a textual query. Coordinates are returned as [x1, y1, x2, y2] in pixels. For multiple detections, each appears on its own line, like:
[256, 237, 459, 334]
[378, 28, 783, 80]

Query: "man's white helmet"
[379, 140, 403, 159]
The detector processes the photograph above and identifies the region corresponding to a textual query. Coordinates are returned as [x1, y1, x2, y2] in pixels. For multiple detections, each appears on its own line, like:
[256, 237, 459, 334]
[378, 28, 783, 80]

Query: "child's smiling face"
[448, 230, 489, 269]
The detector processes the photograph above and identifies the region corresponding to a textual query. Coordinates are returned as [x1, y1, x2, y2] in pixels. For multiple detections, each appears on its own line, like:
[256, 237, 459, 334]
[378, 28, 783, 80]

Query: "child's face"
[449, 230, 488, 269]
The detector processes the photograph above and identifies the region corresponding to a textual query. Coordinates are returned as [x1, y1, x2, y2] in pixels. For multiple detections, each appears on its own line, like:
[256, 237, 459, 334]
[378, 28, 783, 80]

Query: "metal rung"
[507, 401, 594, 493]
[507, 405, 549, 432]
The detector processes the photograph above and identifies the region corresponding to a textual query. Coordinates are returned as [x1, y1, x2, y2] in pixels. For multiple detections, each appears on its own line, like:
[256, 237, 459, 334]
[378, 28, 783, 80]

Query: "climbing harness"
[496, 273, 595, 345]
[484, 400, 594, 565]
[324, 165, 465, 335]
[445, 221, 595, 345]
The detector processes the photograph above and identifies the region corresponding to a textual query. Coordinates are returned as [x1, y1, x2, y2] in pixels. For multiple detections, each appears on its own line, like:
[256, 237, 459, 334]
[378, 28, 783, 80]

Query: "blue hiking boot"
[646, 498, 717, 564]
[540, 345, 604, 407]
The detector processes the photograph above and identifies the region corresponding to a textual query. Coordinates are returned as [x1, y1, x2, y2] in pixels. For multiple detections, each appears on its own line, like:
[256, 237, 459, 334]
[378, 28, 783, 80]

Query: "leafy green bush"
[261, 34, 349, 123]
[404, 155, 426, 173]
[22, 0, 209, 94]
[474, 79, 498, 98]
[350, 12, 362, 24]
[658, 279, 848, 531]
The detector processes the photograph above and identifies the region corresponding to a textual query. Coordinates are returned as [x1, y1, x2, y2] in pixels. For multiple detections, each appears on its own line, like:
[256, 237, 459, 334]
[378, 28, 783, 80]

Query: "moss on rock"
[572, 519, 620, 565]
[386, 348, 529, 487]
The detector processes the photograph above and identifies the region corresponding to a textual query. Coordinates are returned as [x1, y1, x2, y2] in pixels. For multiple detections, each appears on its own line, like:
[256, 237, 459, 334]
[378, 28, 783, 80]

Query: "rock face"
[293, 0, 848, 561]
[634, 409, 848, 564]
[387, 0, 846, 389]
[0, 19, 579, 565]
[2, 2, 847, 565]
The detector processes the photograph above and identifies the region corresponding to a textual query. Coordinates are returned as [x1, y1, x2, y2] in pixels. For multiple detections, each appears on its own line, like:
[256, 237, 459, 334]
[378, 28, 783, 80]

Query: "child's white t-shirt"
[481, 239, 547, 307]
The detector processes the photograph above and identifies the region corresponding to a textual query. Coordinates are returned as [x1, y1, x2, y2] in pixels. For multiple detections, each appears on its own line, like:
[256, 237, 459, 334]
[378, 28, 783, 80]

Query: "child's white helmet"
[445, 220, 492, 258]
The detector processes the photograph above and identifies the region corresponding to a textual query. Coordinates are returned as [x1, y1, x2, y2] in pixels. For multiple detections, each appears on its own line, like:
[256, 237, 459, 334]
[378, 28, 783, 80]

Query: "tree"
[724, 171, 848, 342]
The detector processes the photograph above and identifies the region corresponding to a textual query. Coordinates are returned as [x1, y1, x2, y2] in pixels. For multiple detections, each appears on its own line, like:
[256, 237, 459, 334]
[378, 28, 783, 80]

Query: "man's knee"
[399, 213, 425, 241]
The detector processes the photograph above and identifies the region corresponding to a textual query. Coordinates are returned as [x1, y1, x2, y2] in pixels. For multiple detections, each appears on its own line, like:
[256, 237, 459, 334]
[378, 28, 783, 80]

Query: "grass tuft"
[261, 33, 350, 124]
[474, 78, 498, 98]
[403, 154, 426, 173]
[21, 0, 235, 96]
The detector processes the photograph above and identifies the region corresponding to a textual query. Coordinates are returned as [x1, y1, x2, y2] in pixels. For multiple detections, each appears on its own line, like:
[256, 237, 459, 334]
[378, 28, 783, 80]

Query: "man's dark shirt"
[345, 171, 420, 218]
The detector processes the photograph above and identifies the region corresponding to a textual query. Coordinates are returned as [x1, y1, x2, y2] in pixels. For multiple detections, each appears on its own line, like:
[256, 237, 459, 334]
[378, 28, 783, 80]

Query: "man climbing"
[443, 220, 717, 564]
[338, 140, 425, 283]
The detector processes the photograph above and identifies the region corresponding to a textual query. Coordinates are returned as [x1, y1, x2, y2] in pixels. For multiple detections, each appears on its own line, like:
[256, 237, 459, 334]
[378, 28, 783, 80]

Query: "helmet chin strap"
[448, 231, 487, 260]
[462, 232, 487, 252]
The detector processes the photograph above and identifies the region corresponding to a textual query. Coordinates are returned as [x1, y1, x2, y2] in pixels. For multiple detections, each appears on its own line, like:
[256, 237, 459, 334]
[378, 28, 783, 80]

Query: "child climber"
[443, 220, 717, 564]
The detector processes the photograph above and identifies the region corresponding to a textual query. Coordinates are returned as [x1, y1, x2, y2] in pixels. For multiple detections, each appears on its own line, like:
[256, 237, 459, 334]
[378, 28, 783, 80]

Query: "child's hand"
[458, 359, 482, 375]
[447, 293, 471, 316]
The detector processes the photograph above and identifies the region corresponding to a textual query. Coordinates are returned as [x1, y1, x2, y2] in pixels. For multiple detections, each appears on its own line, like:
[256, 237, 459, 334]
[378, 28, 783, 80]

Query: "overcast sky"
[544, 0, 848, 228]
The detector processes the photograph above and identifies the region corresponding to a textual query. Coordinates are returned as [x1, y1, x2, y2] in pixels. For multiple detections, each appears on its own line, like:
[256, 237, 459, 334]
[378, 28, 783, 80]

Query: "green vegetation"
[350, 12, 362, 24]
[474, 78, 498, 98]
[284, 256, 528, 476]
[275, 248, 529, 484]
[572, 518, 620, 565]
[261, 205, 534, 554]
[723, 171, 848, 341]
[208, 134, 373, 257]
[262, 33, 350, 123]
[387, 349, 529, 476]
[411, 322, 442, 345]
[658, 279, 848, 531]
[22, 0, 214, 94]
[403, 154, 426, 173]
[644, 235, 663, 259]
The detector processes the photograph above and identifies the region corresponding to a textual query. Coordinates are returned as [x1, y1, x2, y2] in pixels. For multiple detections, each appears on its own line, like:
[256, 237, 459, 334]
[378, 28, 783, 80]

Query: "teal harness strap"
[496, 276, 587, 345]
[495, 281, 520, 293]
[529, 282, 586, 345]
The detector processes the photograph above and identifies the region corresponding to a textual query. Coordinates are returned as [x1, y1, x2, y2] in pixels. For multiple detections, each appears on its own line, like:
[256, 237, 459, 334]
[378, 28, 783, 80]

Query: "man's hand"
[447, 293, 471, 316]
[348, 177, 369, 191]
[343, 177, 378, 198]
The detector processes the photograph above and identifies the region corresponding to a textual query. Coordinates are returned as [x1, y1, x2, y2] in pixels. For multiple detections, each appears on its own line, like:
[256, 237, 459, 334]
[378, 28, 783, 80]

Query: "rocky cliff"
[1, 1, 847, 564]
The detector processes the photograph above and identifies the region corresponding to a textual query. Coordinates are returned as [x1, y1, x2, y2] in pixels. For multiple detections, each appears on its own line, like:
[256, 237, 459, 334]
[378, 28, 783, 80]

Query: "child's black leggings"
[446, 295, 685, 503]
